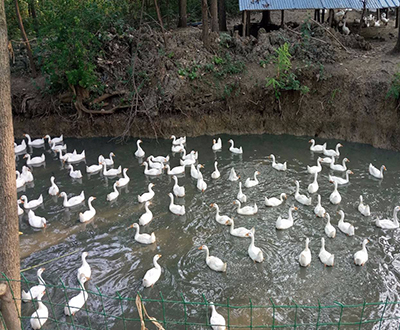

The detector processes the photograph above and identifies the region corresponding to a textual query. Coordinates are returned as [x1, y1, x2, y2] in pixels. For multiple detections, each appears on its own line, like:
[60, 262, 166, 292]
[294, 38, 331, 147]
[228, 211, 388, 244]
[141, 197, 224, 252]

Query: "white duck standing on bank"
[265, 193, 287, 207]
[329, 181, 341, 205]
[22, 268, 46, 302]
[210, 203, 232, 225]
[44, 134, 63, 145]
[24, 154, 45, 166]
[237, 182, 247, 203]
[129, 223, 156, 244]
[79, 196, 96, 223]
[299, 238, 312, 267]
[107, 183, 119, 201]
[324, 213, 336, 238]
[375, 206, 400, 229]
[211, 161, 221, 179]
[276, 205, 298, 230]
[20, 194, 43, 209]
[48, 176, 59, 196]
[143, 254, 162, 288]
[269, 154, 287, 171]
[77, 252, 91, 281]
[245, 171, 260, 188]
[319, 238, 334, 267]
[354, 239, 369, 266]
[228, 139, 243, 154]
[139, 201, 153, 226]
[21, 166, 34, 182]
[138, 183, 155, 203]
[228, 167, 240, 181]
[165, 164, 185, 176]
[59, 191, 85, 208]
[212, 138, 222, 151]
[142, 161, 162, 176]
[168, 193, 185, 215]
[197, 171, 208, 192]
[64, 275, 88, 316]
[295, 180, 312, 205]
[14, 139, 27, 154]
[116, 168, 130, 187]
[191, 164, 203, 179]
[314, 194, 325, 218]
[307, 157, 322, 174]
[246, 228, 264, 263]
[358, 195, 371, 216]
[233, 200, 258, 215]
[226, 219, 251, 237]
[171, 135, 186, 145]
[16, 171, 26, 189]
[330, 157, 349, 172]
[65, 150, 85, 163]
[323, 143, 342, 157]
[28, 210, 47, 229]
[24, 134, 44, 147]
[329, 170, 353, 185]
[30, 290, 48, 330]
[198, 245, 227, 272]
[135, 139, 145, 158]
[209, 302, 226, 330]
[308, 172, 319, 194]
[68, 164, 82, 179]
[309, 139, 326, 152]
[369, 163, 386, 179]
[337, 210, 355, 236]
[102, 163, 122, 177]
[172, 175, 185, 197]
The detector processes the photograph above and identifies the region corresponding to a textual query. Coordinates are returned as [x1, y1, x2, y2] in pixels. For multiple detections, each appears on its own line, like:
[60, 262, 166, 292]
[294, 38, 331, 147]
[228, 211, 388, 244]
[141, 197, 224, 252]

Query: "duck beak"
[384, 166, 387, 171]
[19, 231, 23, 235]
[128, 224, 134, 229]
[93, 197, 97, 200]
[294, 207, 298, 210]
[308, 140, 312, 143]
[198, 246, 203, 250]
[210, 203, 214, 207]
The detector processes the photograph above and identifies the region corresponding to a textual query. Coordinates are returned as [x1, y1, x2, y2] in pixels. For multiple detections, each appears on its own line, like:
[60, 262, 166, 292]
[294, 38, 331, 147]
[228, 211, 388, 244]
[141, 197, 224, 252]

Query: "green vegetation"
[387, 71, 400, 100]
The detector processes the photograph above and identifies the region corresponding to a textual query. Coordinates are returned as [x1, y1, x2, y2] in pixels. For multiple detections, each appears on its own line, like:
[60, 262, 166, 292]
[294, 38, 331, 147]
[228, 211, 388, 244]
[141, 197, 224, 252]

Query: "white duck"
[50, 141, 67, 153]
[354, 239, 369, 266]
[24, 134, 44, 147]
[77, 252, 91, 280]
[358, 195, 371, 216]
[139, 201, 153, 226]
[265, 193, 287, 207]
[237, 182, 247, 203]
[324, 213, 336, 238]
[309, 139, 326, 152]
[68, 164, 82, 179]
[323, 143, 342, 157]
[330, 157, 349, 172]
[299, 238, 311, 267]
[245, 171, 260, 188]
[191, 164, 203, 179]
[172, 175, 185, 197]
[198, 245, 227, 272]
[138, 183, 155, 203]
[375, 206, 400, 229]
[24, 154, 45, 166]
[30, 290, 48, 330]
[65, 150, 85, 163]
[197, 172, 207, 192]
[21, 166, 33, 182]
[337, 210, 355, 236]
[59, 191, 85, 207]
[135, 139, 145, 158]
[44, 134, 63, 145]
[57, 149, 74, 162]
[22, 268, 46, 302]
[210, 203, 232, 225]
[246, 228, 264, 263]
[320, 156, 333, 165]
[312, 195, 325, 218]
[79, 196, 96, 223]
[142, 161, 162, 176]
[269, 154, 287, 171]
[20, 194, 43, 209]
[212, 138, 222, 151]
[307, 157, 322, 174]
[180, 157, 196, 167]
[329, 170, 353, 185]
[209, 302, 226, 330]
[103, 163, 122, 177]
[226, 219, 251, 237]
[211, 162, 220, 179]
[16, 170, 26, 189]
[295, 180, 312, 205]
[102, 152, 115, 166]
[381, 12, 389, 24]
[228, 167, 240, 181]
[319, 238, 334, 267]
[369, 163, 386, 179]
[181, 150, 198, 161]
[28, 210, 47, 228]
[308, 172, 319, 194]
[233, 200, 258, 215]
[165, 164, 185, 176]
[86, 160, 102, 174]
[171, 135, 186, 145]
[14, 139, 27, 153]
[171, 143, 185, 153]
[151, 155, 170, 163]
[228, 139, 243, 154]
[130, 223, 156, 244]
[148, 156, 164, 169]
[107, 183, 119, 201]
[143, 254, 162, 288]
[276, 205, 298, 230]
[168, 193, 185, 215]
[64, 275, 88, 316]
[329, 181, 341, 205]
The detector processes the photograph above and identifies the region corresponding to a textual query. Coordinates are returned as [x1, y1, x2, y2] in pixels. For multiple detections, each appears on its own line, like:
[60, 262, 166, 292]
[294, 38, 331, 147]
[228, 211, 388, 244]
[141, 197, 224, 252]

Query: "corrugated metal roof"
[239, 0, 400, 11]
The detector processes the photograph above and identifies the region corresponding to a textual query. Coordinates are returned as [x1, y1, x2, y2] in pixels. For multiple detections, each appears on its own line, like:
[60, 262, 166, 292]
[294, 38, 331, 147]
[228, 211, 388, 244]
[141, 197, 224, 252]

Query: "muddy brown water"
[16, 134, 400, 329]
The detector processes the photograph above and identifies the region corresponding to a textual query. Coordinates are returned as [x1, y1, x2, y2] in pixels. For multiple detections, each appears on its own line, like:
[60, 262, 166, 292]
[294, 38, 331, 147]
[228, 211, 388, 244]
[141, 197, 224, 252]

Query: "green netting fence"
[1, 272, 400, 329]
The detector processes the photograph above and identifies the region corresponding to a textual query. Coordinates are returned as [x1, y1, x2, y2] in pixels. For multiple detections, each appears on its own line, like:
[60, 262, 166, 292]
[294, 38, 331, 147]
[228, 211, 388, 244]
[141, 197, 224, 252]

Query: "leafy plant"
[387, 72, 400, 100]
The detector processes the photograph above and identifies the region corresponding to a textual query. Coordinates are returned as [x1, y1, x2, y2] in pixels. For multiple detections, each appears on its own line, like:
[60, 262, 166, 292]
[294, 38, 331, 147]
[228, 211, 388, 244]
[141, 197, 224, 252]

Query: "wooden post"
[243, 10, 247, 36]
[329, 9, 334, 27]
[281, 10, 285, 28]
[245, 11, 250, 36]
[321, 9, 325, 23]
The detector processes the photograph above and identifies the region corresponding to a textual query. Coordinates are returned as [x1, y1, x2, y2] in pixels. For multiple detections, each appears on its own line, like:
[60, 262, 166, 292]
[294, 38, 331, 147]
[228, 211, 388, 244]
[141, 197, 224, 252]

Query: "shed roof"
[239, 0, 400, 11]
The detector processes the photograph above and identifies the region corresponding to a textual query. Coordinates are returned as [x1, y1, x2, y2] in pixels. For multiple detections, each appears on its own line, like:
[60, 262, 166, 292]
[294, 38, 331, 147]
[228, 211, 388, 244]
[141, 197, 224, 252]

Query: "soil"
[10, 9, 400, 150]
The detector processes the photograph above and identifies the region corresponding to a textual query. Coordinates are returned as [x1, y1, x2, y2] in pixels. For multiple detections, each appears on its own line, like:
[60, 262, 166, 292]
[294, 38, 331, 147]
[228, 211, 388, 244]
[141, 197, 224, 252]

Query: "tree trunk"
[393, 9, 400, 53]
[14, 0, 36, 76]
[178, 0, 187, 27]
[29, 0, 38, 35]
[153, 0, 168, 48]
[359, 0, 366, 34]
[201, 0, 210, 49]
[0, 1, 21, 330]
[218, 0, 227, 31]
[210, 0, 219, 32]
